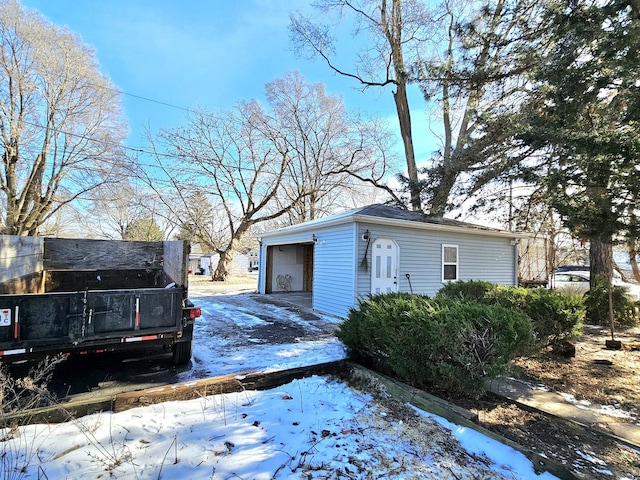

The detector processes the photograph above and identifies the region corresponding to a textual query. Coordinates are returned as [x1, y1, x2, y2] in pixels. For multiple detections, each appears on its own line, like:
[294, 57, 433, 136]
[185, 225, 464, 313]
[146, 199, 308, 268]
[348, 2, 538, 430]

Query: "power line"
[116, 88, 194, 113]
[13, 118, 294, 175]
[95, 82, 197, 114]
[17, 117, 177, 160]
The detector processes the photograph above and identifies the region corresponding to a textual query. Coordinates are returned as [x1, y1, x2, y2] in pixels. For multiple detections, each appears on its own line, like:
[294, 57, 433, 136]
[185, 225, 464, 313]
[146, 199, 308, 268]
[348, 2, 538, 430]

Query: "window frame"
[442, 244, 459, 282]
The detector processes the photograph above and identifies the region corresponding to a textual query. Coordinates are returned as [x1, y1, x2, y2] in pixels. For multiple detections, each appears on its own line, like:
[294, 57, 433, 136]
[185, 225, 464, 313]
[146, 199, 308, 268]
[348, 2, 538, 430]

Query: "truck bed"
[0, 236, 198, 364]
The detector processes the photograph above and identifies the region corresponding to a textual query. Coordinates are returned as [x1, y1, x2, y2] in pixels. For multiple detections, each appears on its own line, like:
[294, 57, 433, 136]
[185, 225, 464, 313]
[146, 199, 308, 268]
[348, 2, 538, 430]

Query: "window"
[442, 244, 458, 282]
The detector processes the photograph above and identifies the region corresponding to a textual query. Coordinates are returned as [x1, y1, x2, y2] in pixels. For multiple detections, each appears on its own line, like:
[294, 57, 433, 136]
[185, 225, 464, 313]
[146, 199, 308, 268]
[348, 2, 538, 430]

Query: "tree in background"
[123, 217, 164, 241]
[155, 101, 303, 281]
[76, 176, 166, 240]
[0, 0, 128, 235]
[290, 0, 429, 211]
[518, 0, 640, 286]
[264, 71, 396, 224]
[142, 73, 394, 280]
[517, 0, 640, 333]
[290, 0, 546, 215]
[413, 0, 546, 215]
[171, 191, 234, 253]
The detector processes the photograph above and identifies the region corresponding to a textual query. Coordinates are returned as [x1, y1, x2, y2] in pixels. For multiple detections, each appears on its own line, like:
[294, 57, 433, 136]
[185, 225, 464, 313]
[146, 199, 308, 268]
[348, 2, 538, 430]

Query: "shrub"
[518, 287, 585, 345]
[437, 281, 585, 348]
[1, 355, 65, 480]
[338, 293, 532, 398]
[584, 275, 637, 328]
[435, 280, 496, 302]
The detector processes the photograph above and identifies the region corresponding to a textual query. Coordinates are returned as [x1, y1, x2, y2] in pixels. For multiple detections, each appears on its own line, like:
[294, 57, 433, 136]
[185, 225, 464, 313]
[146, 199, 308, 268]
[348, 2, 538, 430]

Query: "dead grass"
[187, 274, 257, 294]
[512, 324, 640, 420]
[455, 325, 640, 479]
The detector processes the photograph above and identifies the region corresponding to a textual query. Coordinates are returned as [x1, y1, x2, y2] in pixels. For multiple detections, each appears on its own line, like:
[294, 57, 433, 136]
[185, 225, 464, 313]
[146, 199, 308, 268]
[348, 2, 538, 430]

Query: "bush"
[437, 281, 585, 348]
[435, 280, 496, 302]
[584, 275, 637, 328]
[338, 293, 532, 398]
[517, 287, 585, 345]
[0, 355, 65, 480]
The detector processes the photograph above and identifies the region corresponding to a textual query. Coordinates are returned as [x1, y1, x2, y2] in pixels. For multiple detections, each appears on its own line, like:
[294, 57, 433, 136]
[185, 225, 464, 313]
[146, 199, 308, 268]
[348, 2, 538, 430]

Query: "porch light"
[312, 234, 318, 244]
[362, 229, 370, 241]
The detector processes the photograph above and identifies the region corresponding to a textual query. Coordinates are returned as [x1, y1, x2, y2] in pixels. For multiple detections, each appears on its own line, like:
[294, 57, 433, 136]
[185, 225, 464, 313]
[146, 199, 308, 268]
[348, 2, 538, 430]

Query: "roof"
[354, 204, 499, 231]
[261, 204, 525, 239]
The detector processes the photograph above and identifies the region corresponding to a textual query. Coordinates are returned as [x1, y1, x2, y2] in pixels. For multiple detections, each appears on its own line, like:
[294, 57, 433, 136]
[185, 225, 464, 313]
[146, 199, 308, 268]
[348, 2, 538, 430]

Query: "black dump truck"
[0, 236, 201, 365]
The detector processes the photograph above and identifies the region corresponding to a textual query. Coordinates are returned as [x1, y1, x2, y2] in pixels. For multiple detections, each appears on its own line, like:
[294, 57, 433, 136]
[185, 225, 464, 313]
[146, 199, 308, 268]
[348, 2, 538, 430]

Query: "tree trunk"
[589, 237, 613, 289]
[628, 240, 640, 282]
[429, 166, 458, 216]
[590, 236, 615, 340]
[211, 223, 251, 281]
[212, 250, 233, 281]
[385, 0, 420, 212]
[393, 84, 420, 212]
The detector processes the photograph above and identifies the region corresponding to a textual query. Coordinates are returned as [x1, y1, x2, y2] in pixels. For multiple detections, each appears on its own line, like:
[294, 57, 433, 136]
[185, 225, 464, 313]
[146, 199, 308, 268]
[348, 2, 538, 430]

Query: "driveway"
[180, 280, 346, 381]
[34, 279, 345, 403]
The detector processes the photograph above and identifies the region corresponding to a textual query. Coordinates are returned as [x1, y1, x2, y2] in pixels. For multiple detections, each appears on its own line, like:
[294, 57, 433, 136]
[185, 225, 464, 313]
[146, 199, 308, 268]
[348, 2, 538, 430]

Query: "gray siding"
[313, 224, 357, 318]
[355, 222, 516, 300]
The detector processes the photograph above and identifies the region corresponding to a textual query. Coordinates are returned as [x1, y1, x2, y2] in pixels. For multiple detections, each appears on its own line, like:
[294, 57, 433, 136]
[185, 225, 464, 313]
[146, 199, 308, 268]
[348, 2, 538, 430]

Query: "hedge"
[338, 293, 532, 398]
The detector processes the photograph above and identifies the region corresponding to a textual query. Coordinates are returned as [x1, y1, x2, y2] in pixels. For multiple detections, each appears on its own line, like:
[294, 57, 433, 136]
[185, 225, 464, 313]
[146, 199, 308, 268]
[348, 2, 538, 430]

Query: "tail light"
[188, 307, 202, 320]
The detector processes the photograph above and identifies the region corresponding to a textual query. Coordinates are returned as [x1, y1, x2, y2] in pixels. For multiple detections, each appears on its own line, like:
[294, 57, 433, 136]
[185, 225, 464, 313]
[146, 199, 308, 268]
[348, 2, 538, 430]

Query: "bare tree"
[264, 71, 397, 224]
[143, 101, 306, 280]
[141, 73, 396, 280]
[79, 176, 165, 240]
[290, 0, 430, 211]
[0, 0, 128, 235]
[414, 0, 546, 215]
[290, 0, 547, 216]
[172, 190, 228, 251]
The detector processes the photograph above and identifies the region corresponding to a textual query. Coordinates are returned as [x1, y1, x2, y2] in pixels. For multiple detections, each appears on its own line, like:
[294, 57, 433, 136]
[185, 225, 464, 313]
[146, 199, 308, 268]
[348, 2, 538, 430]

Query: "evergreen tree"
[519, 0, 640, 284]
[123, 217, 164, 242]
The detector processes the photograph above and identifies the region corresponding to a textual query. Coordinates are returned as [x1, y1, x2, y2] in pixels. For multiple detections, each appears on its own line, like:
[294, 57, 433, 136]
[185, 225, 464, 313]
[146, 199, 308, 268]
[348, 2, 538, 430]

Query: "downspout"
[258, 238, 264, 293]
[512, 238, 520, 286]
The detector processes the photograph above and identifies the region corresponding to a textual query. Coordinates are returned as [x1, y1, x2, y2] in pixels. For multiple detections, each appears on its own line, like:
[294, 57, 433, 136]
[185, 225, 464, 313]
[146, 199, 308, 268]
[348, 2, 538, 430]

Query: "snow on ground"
[181, 287, 347, 380]
[3, 375, 557, 479]
[0, 284, 559, 479]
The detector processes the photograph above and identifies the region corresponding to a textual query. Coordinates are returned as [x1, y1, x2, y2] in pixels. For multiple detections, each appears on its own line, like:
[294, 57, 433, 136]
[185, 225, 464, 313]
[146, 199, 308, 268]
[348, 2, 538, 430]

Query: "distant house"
[257, 204, 526, 319]
[191, 253, 250, 277]
[247, 249, 259, 271]
[187, 244, 207, 275]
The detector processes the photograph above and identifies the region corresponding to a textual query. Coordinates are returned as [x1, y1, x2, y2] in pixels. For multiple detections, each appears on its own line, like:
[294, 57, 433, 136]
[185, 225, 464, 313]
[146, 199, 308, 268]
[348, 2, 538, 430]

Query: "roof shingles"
[355, 204, 502, 233]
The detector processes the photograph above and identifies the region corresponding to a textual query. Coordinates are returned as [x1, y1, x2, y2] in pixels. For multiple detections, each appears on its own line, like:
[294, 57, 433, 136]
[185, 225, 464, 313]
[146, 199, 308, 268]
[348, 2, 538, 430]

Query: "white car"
[550, 270, 640, 302]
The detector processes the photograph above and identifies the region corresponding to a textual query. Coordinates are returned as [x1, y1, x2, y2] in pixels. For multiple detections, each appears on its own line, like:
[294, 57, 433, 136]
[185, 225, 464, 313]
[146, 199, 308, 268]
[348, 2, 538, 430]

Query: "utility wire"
[14, 118, 294, 175]
[93, 81, 199, 114]
[17, 117, 176, 161]
[104, 84, 195, 113]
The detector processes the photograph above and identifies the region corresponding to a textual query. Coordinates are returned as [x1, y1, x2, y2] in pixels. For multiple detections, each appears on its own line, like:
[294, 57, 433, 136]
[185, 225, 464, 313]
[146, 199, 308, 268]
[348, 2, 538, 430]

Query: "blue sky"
[21, 0, 434, 163]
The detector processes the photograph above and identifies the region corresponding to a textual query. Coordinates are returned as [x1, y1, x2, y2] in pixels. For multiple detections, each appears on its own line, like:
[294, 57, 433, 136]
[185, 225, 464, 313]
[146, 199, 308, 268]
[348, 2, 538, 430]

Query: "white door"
[371, 238, 398, 294]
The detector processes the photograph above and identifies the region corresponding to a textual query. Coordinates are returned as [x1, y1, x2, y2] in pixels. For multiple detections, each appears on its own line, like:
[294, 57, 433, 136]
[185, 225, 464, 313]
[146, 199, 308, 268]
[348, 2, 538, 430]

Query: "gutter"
[260, 212, 529, 241]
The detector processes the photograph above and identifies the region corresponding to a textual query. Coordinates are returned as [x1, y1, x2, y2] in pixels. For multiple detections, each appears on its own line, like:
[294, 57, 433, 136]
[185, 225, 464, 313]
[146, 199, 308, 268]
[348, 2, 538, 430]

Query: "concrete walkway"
[264, 291, 313, 309]
[486, 376, 640, 448]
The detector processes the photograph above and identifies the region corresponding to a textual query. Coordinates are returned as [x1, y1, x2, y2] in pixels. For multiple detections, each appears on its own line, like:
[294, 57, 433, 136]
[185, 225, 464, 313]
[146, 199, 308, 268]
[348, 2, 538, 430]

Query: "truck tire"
[172, 340, 192, 366]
